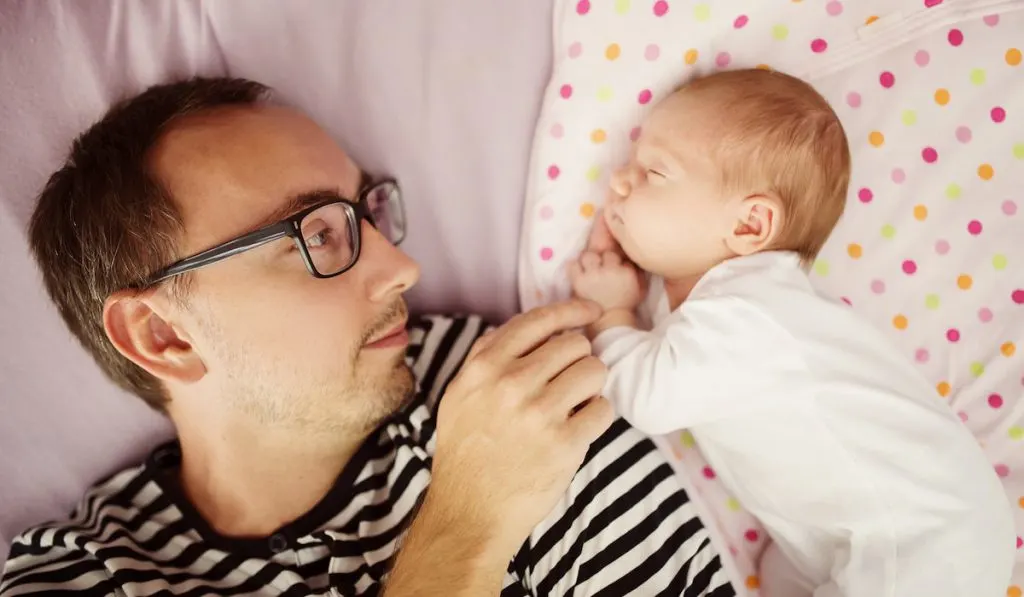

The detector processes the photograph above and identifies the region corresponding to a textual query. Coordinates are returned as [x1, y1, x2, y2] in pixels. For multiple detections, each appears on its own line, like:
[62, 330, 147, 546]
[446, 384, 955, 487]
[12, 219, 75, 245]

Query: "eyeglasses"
[145, 175, 406, 287]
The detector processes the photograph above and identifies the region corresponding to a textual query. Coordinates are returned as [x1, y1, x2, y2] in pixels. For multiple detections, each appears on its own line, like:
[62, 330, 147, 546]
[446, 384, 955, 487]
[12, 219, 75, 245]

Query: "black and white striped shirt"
[0, 315, 734, 596]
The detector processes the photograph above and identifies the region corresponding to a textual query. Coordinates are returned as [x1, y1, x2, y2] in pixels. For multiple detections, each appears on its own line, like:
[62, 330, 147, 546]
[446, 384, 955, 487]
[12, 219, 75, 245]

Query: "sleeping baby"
[569, 69, 1015, 597]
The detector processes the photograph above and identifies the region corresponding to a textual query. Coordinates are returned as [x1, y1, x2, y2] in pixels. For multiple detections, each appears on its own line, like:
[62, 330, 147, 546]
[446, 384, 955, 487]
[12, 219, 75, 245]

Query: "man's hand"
[569, 251, 645, 313]
[386, 300, 615, 595]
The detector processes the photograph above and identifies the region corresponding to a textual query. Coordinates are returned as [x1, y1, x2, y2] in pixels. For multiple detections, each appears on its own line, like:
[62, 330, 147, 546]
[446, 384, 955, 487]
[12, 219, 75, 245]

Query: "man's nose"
[360, 221, 420, 303]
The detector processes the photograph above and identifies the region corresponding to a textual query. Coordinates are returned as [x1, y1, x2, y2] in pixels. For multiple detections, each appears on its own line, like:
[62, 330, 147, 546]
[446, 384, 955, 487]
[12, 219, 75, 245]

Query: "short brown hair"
[28, 77, 270, 411]
[677, 69, 850, 263]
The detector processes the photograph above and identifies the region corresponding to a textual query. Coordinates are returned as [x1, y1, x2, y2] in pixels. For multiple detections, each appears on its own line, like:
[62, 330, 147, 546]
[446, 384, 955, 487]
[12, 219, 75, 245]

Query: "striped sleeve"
[1, 543, 119, 597]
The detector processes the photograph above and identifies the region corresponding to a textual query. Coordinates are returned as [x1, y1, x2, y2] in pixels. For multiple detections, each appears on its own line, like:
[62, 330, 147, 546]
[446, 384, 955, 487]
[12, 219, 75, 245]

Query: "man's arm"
[1, 539, 120, 597]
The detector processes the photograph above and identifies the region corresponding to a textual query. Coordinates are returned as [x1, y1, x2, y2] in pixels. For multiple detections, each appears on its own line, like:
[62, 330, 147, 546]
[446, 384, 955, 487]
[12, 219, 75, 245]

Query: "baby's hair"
[674, 69, 850, 264]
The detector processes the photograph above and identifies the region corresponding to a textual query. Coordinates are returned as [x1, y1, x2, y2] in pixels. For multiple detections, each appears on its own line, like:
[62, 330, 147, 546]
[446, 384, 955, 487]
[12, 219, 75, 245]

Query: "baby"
[570, 69, 1015, 597]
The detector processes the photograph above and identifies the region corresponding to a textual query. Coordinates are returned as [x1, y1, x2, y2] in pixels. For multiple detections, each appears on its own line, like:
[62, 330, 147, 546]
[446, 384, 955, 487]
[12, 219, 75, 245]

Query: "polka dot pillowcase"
[517, 0, 1024, 594]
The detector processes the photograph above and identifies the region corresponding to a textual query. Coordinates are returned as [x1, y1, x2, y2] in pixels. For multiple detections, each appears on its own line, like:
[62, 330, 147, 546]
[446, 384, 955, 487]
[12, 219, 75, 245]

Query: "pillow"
[519, 1, 1024, 594]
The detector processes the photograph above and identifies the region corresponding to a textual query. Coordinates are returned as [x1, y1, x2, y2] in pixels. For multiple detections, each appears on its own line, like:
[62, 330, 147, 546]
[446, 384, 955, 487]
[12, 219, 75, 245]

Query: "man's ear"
[724, 195, 783, 256]
[103, 290, 206, 385]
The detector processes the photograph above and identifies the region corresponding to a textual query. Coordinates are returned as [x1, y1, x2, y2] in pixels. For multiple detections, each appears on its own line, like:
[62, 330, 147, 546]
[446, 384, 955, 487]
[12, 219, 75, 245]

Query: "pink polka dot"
[922, 147, 938, 163]
[811, 38, 828, 53]
[1013, 289, 1024, 304]
[629, 126, 642, 142]
[550, 123, 564, 138]
[967, 220, 983, 235]
[879, 71, 895, 88]
[1003, 200, 1018, 216]
[979, 307, 993, 322]
[1017, 536, 1022, 549]
[947, 28, 964, 46]
[924, 0, 943, 6]
[902, 260, 917, 274]
[734, 15, 749, 28]
[744, 529, 760, 542]
[702, 466, 716, 479]
[644, 44, 661, 61]
[946, 328, 960, 342]
[995, 464, 1010, 478]
[991, 106, 1006, 123]
[915, 348, 929, 362]
[871, 279, 886, 294]
[540, 247, 554, 261]
[547, 165, 561, 180]
[914, 50, 930, 66]
[715, 52, 732, 68]
[957, 411, 968, 422]
[891, 168, 906, 183]
[989, 393, 1004, 408]
[560, 84, 573, 99]
[841, 297, 852, 306]
[576, 0, 591, 15]
[539, 205, 554, 220]
[826, 1, 843, 16]
[955, 126, 972, 143]
[653, 0, 669, 16]
[858, 187, 873, 203]
[935, 240, 950, 255]
[983, 14, 999, 26]
[846, 92, 862, 108]
[568, 42, 582, 59]
[637, 89, 653, 104]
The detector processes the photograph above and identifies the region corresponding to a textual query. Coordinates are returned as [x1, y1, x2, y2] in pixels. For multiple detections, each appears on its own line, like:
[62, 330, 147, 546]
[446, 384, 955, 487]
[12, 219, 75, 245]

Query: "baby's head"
[604, 68, 850, 279]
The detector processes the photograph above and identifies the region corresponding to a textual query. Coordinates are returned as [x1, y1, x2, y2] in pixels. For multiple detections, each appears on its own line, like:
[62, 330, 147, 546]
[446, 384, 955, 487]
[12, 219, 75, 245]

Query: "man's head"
[605, 68, 850, 279]
[30, 77, 420, 437]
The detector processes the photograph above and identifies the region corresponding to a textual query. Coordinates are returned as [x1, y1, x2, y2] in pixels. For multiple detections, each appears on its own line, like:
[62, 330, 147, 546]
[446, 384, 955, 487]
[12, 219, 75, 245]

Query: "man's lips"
[365, 319, 409, 348]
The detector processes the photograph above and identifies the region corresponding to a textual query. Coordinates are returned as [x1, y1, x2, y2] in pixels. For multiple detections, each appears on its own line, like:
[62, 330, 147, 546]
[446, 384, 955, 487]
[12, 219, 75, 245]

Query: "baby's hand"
[569, 251, 645, 312]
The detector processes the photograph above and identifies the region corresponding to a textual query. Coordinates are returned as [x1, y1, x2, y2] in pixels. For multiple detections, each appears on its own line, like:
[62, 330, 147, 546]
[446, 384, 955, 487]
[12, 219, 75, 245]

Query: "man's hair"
[677, 68, 851, 264]
[28, 77, 271, 411]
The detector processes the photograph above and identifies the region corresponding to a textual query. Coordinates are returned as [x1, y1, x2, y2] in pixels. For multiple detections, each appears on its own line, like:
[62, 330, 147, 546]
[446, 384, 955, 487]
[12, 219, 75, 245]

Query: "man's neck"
[175, 415, 367, 538]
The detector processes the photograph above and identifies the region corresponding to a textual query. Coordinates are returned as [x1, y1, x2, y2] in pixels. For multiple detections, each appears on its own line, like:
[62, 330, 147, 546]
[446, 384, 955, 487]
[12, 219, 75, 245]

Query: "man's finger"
[519, 331, 593, 385]
[541, 355, 608, 415]
[466, 326, 498, 361]
[484, 300, 602, 361]
[565, 395, 615, 444]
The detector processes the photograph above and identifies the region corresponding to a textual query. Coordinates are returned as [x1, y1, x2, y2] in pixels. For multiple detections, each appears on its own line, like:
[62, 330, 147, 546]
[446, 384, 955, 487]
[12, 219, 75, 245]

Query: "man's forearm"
[384, 492, 512, 596]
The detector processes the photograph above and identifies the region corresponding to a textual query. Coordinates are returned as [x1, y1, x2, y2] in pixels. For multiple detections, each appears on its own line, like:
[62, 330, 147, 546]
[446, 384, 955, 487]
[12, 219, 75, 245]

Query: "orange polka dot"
[605, 43, 621, 60]
[590, 129, 607, 144]
[684, 48, 699, 65]
[978, 163, 994, 180]
[1003, 342, 1017, 357]
[746, 576, 761, 589]
[865, 15, 879, 25]
[868, 131, 885, 147]
[913, 205, 927, 221]
[847, 243, 862, 259]
[937, 381, 951, 397]
[579, 203, 595, 218]
[1008, 586, 1021, 597]
[1008, 48, 1022, 66]
[756, 63, 772, 71]
[1019, 496, 1024, 508]
[934, 88, 950, 106]
[893, 314, 908, 330]
[957, 274, 973, 290]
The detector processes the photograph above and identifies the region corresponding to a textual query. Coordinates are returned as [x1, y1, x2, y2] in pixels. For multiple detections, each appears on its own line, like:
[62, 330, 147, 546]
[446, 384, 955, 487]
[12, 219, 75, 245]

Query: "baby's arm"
[569, 250, 645, 339]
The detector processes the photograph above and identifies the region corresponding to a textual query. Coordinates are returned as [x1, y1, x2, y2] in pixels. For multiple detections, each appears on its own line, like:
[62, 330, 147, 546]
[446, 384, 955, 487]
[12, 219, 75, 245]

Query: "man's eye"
[305, 229, 331, 248]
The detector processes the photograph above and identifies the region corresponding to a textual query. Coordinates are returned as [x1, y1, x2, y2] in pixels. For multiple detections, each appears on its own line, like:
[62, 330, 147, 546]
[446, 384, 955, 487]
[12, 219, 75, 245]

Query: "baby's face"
[605, 96, 736, 279]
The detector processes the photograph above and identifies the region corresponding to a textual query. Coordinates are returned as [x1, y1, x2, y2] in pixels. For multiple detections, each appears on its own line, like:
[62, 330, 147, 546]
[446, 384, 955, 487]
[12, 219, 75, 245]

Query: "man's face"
[150, 106, 421, 435]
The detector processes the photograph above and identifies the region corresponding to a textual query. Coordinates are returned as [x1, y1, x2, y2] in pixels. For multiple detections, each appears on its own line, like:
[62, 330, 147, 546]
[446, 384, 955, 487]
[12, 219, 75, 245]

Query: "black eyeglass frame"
[144, 176, 404, 287]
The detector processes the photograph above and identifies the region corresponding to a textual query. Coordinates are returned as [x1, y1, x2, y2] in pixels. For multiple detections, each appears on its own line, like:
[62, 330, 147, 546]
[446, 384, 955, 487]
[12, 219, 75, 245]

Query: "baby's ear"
[724, 195, 782, 256]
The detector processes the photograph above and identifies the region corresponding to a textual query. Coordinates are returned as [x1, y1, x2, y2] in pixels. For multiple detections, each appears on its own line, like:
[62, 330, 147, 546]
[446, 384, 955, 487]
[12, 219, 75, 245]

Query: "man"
[0, 77, 734, 596]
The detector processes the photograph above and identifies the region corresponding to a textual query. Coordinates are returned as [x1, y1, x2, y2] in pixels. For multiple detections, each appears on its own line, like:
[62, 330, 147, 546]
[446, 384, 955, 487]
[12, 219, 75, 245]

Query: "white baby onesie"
[593, 250, 1015, 597]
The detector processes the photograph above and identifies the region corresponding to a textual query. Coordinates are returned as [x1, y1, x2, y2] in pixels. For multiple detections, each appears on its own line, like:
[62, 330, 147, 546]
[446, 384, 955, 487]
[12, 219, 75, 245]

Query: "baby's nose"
[610, 167, 632, 197]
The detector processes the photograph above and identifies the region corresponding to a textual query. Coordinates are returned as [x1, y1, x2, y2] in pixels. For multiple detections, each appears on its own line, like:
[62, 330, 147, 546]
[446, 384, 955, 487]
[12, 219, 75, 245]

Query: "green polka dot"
[772, 24, 789, 40]
[693, 3, 711, 21]
[993, 254, 1007, 270]
[969, 362, 985, 377]
[970, 68, 986, 85]
[614, 0, 631, 13]
[596, 86, 613, 101]
[1009, 426, 1024, 441]
[925, 294, 940, 310]
[726, 497, 742, 512]
[1014, 143, 1024, 160]
[881, 224, 896, 239]
[945, 183, 962, 200]
[813, 260, 829, 276]
[901, 110, 917, 126]
[586, 166, 602, 182]
[680, 430, 695, 448]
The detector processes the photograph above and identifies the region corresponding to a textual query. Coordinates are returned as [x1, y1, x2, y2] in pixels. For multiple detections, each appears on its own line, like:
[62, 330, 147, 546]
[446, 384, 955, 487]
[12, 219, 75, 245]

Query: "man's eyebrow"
[247, 188, 344, 233]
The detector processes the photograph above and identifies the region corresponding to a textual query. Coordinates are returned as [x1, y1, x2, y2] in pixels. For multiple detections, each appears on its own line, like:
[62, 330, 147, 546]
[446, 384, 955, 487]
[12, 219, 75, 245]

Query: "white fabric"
[594, 251, 1016, 597]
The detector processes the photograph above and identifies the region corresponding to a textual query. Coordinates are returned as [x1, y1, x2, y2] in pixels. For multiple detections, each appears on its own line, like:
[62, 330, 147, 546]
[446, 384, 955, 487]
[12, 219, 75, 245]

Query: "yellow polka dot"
[590, 129, 607, 144]
[1010, 427, 1024, 441]
[937, 381, 951, 397]
[893, 314, 908, 330]
[970, 68, 986, 85]
[693, 4, 710, 21]
[945, 183, 962, 199]
[684, 48, 699, 65]
[579, 203, 595, 218]
[1008, 586, 1021, 597]
[902, 110, 917, 126]
[813, 260, 829, 276]
[605, 43, 621, 61]
[993, 254, 1007, 270]
[934, 88, 950, 106]
[585, 166, 601, 182]
[596, 86, 613, 101]
[925, 294, 940, 310]
[1002, 342, 1016, 357]
[746, 576, 761, 590]
[970, 362, 985, 377]
[865, 15, 879, 25]
[1007, 48, 1022, 66]
[847, 243, 862, 259]
[957, 274, 972, 290]
[756, 63, 772, 71]
[680, 430, 695, 448]
[614, 0, 631, 14]
[913, 205, 927, 221]
[1015, 144, 1024, 160]
[726, 497, 742, 512]
[881, 224, 896, 239]
[978, 163, 994, 180]
[868, 131, 884, 147]
[772, 24, 789, 40]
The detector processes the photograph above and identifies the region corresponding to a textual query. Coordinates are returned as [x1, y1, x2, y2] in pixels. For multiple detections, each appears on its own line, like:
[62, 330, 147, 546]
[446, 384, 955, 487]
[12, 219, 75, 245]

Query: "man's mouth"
[364, 319, 409, 349]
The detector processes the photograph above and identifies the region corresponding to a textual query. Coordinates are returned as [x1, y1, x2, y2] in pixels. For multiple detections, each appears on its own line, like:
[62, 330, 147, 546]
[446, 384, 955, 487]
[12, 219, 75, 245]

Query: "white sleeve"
[592, 296, 803, 434]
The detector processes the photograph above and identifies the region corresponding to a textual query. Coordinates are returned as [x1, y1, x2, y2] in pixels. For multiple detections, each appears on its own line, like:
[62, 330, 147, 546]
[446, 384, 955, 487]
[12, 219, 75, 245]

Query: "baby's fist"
[569, 251, 645, 312]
